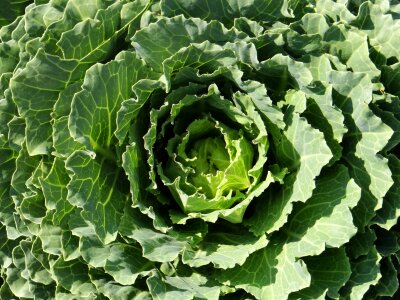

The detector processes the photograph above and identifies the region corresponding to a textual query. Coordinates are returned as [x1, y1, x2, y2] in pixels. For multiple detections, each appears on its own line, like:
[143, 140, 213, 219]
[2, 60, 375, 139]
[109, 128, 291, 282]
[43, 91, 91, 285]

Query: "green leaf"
[11, 143, 41, 195]
[39, 158, 73, 228]
[352, 1, 400, 60]
[52, 82, 85, 158]
[0, 0, 31, 27]
[66, 150, 126, 244]
[7, 116, 25, 151]
[92, 274, 151, 300]
[315, 0, 356, 23]
[381, 63, 400, 97]
[0, 282, 15, 300]
[373, 155, 400, 230]
[374, 257, 399, 297]
[161, 0, 293, 24]
[57, 0, 152, 64]
[0, 139, 17, 227]
[122, 143, 171, 233]
[20, 193, 46, 224]
[54, 116, 84, 158]
[57, 1, 124, 62]
[247, 110, 332, 235]
[291, 248, 351, 299]
[340, 246, 382, 299]
[131, 15, 247, 71]
[10, 49, 85, 155]
[104, 243, 153, 285]
[0, 39, 19, 74]
[347, 228, 377, 260]
[61, 231, 80, 261]
[119, 206, 188, 263]
[23, 2, 63, 38]
[41, 0, 110, 54]
[147, 271, 220, 300]
[330, 71, 394, 228]
[6, 244, 34, 298]
[219, 165, 360, 299]
[51, 257, 96, 297]
[182, 223, 268, 269]
[69, 51, 148, 156]
[38, 214, 63, 256]
[6, 266, 34, 299]
[0, 225, 19, 268]
[323, 24, 380, 79]
[371, 94, 400, 153]
[20, 239, 53, 285]
[301, 80, 347, 164]
[79, 234, 111, 268]
[115, 79, 162, 145]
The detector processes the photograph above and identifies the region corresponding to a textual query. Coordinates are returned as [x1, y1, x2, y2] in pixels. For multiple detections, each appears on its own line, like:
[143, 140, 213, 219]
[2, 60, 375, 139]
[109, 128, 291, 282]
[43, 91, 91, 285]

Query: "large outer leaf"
[39, 157, 73, 228]
[69, 51, 148, 157]
[147, 271, 221, 300]
[330, 71, 394, 228]
[161, 0, 293, 24]
[41, 0, 111, 54]
[10, 50, 85, 155]
[57, 0, 152, 63]
[300, 55, 348, 165]
[66, 150, 126, 244]
[340, 246, 382, 299]
[373, 155, 400, 230]
[52, 82, 84, 158]
[182, 224, 268, 269]
[218, 165, 360, 299]
[119, 206, 188, 263]
[0, 137, 17, 229]
[131, 15, 248, 71]
[9, 0, 151, 157]
[51, 257, 96, 297]
[323, 24, 380, 79]
[104, 243, 153, 285]
[246, 109, 332, 235]
[58, 1, 125, 62]
[352, 1, 400, 60]
[290, 248, 352, 299]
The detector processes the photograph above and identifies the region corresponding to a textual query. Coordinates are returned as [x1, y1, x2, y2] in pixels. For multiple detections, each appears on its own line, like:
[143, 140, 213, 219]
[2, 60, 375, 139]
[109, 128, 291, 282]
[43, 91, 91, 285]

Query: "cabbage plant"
[1, 0, 400, 299]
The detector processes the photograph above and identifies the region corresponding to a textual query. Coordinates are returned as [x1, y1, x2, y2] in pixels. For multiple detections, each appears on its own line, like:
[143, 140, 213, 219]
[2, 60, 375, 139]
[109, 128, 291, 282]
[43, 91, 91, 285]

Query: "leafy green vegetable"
[1, 0, 400, 299]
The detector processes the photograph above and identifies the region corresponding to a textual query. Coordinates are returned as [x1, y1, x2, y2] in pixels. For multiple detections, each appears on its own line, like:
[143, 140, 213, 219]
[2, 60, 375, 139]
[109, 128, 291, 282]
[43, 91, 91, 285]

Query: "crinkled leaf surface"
[1, 0, 400, 299]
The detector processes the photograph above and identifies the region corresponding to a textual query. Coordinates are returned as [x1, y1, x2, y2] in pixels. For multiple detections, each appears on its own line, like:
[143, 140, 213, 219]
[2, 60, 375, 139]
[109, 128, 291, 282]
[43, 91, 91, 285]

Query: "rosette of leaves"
[1, 0, 400, 299]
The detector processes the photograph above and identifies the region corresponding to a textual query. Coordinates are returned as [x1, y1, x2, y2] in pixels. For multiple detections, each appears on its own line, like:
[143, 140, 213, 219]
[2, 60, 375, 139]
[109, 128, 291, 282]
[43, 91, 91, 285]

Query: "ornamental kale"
[1, 0, 400, 299]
